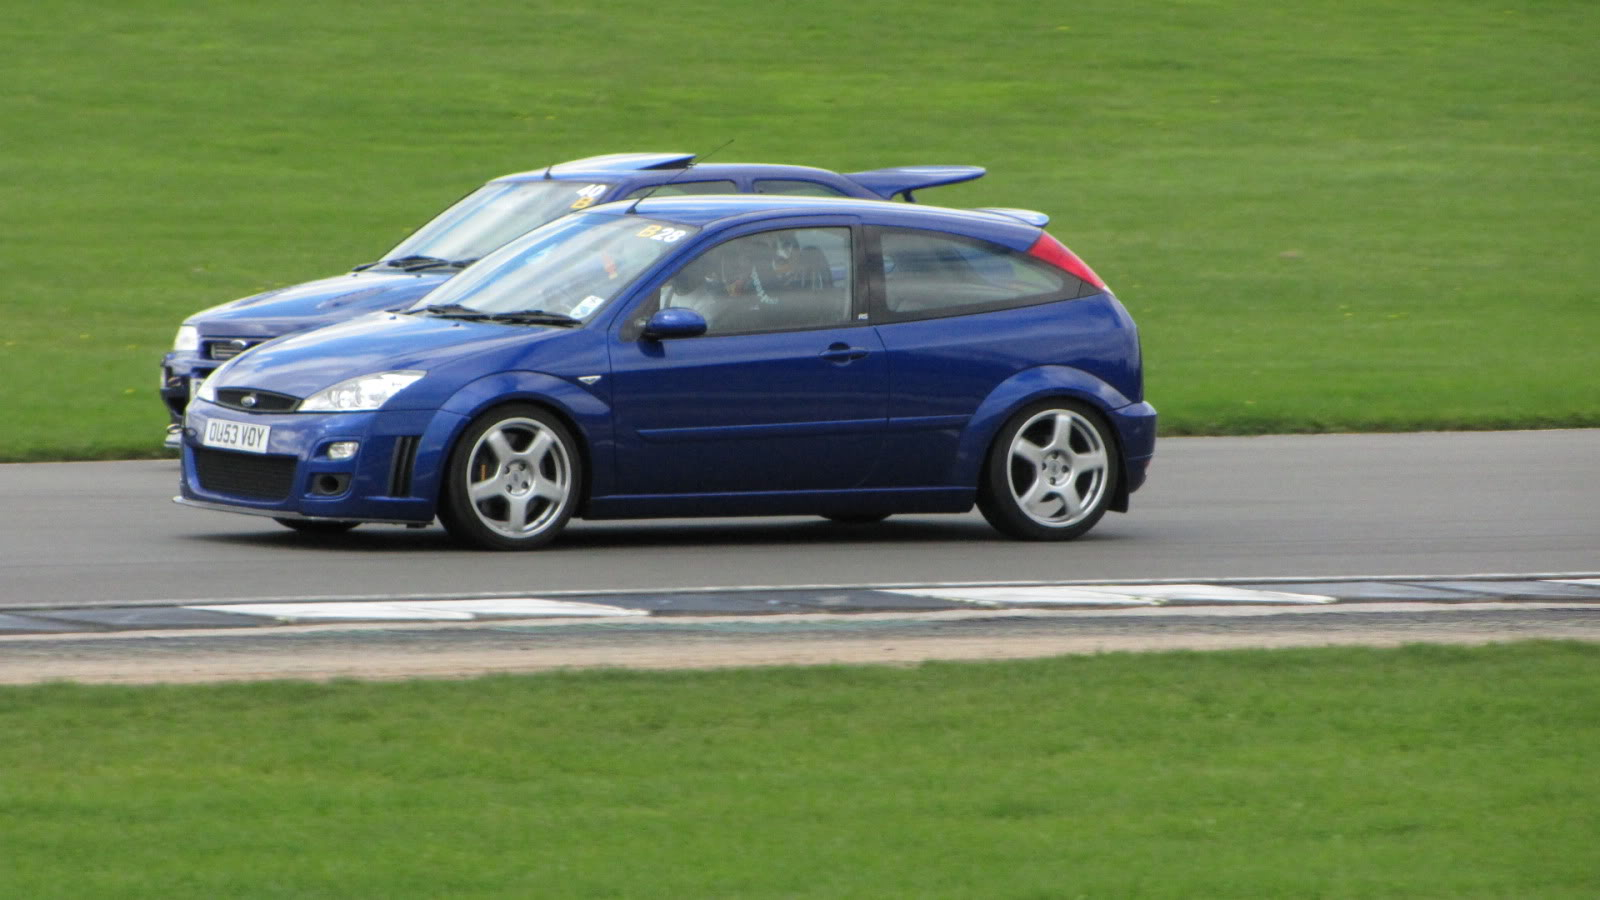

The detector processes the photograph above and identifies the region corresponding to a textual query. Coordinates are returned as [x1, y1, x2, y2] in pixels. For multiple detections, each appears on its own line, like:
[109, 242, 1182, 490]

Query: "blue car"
[159, 152, 986, 445]
[176, 195, 1156, 549]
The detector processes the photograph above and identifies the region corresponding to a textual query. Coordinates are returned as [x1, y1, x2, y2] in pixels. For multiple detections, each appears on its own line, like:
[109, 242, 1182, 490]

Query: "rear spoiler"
[972, 207, 1050, 227]
[550, 152, 696, 173]
[844, 165, 986, 201]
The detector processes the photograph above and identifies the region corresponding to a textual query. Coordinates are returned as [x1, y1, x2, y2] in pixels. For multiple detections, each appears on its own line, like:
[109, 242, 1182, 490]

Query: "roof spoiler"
[844, 165, 986, 201]
[972, 207, 1050, 227]
[551, 152, 697, 173]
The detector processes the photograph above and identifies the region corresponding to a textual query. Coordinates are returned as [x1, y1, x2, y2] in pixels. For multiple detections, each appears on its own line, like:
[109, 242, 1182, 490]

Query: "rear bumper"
[1112, 400, 1157, 495]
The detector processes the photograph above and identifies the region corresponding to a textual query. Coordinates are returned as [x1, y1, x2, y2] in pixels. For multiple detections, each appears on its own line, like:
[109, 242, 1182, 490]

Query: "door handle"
[819, 343, 870, 363]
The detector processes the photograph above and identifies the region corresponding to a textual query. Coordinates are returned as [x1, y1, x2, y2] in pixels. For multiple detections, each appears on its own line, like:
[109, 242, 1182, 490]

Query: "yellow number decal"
[570, 196, 595, 210]
[635, 225, 662, 238]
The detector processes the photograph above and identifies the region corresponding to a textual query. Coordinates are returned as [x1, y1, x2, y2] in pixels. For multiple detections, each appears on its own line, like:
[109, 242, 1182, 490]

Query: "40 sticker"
[569, 184, 608, 210]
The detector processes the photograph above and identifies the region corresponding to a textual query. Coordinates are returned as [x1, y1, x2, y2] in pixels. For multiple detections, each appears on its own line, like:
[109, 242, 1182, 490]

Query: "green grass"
[2, 642, 1597, 898]
[2, 0, 1597, 459]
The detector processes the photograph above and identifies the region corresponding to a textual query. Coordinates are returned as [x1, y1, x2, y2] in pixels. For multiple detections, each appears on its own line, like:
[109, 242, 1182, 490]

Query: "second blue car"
[159, 153, 985, 445]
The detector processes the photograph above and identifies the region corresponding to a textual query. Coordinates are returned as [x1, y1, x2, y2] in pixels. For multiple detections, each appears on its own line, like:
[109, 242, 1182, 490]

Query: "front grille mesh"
[214, 388, 299, 412]
[206, 340, 261, 361]
[194, 449, 296, 500]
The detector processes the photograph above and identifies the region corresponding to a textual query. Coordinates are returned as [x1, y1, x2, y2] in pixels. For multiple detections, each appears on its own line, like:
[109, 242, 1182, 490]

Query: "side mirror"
[641, 307, 707, 340]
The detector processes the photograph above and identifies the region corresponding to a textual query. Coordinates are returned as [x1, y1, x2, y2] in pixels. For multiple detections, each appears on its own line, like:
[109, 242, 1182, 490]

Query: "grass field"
[2, 642, 1597, 898]
[1, 0, 1596, 460]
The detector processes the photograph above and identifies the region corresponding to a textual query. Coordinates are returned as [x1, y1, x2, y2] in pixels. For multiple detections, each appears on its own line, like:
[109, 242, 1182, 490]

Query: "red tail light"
[1027, 232, 1106, 290]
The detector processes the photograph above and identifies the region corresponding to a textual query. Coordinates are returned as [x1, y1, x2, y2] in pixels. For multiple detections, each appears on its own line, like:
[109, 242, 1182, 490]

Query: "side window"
[878, 229, 1082, 317]
[754, 179, 850, 198]
[660, 227, 853, 335]
[621, 180, 737, 200]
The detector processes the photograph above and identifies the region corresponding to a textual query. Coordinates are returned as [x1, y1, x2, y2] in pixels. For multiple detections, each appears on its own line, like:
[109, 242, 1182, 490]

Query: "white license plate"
[203, 418, 271, 454]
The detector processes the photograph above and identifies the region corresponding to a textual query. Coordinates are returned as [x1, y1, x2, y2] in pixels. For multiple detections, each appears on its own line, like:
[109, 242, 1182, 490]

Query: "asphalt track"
[3, 429, 1595, 609]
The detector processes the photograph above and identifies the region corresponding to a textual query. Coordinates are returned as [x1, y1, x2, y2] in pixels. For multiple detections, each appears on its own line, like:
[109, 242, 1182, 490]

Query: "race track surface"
[4, 430, 1594, 610]
[2, 430, 1596, 683]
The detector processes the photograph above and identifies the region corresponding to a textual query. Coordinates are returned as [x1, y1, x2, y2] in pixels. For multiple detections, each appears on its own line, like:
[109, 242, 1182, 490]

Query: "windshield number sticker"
[635, 225, 688, 243]
[569, 184, 607, 210]
[570, 295, 605, 318]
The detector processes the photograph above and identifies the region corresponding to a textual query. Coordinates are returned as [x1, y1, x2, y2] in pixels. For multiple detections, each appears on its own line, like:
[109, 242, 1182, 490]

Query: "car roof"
[587, 194, 1046, 248]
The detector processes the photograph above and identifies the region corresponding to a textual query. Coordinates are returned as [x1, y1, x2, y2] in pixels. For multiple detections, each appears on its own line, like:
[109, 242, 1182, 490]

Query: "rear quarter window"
[875, 228, 1090, 320]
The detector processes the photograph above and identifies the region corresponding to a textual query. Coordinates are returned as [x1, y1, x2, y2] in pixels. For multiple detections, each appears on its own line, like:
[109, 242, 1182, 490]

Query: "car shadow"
[182, 515, 1021, 554]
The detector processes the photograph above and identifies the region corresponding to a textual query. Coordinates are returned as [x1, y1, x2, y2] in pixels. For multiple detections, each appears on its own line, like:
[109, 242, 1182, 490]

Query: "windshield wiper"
[354, 255, 479, 273]
[482, 309, 583, 327]
[413, 305, 581, 327]
[395, 256, 479, 272]
[352, 254, 479, 273]
[414, 303, 491, 319]
[352, 254, 446, 271]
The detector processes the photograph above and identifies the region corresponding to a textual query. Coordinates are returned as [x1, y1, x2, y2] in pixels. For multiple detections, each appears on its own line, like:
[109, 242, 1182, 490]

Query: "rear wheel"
[978, 400, 1118, 541]
[438, 405, 581, 551]
[273, 518, 359, 534]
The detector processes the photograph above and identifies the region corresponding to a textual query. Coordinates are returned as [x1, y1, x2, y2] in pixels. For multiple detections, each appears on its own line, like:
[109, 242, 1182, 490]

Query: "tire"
[438, 404, 581, 551]
[823, 513, 890, 525]
[977, 400, 1119, 541]
[273, 518, 359, 534]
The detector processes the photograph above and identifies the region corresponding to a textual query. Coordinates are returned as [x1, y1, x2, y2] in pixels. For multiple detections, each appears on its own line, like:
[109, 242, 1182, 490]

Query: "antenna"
[624, 139, 734, 215]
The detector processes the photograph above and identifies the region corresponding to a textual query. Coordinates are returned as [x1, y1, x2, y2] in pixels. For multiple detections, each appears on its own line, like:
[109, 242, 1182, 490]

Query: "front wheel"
[438, 405, 581, 551]
[977, 400, 1119, 541]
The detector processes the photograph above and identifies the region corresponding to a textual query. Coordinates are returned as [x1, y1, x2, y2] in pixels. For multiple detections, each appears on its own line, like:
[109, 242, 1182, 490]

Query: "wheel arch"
[954, 366, 1136, 512]
[436, 372, 613, 512]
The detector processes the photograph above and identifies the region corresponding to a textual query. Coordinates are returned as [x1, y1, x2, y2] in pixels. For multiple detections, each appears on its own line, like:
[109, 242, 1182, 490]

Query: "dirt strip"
[4, 607, 1597, 685]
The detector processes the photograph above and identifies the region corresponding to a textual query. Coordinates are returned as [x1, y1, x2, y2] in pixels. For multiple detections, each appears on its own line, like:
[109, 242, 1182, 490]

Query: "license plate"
[203, 418, 271, 454]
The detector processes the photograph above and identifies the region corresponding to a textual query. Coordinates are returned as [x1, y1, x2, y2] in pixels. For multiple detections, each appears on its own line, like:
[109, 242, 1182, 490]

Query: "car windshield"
[380, 180, 616, 263]
[410, 214, 697, 321]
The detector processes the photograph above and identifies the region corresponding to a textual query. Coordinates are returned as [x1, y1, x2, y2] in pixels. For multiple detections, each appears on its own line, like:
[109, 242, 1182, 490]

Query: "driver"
[663, 236, 781, 329]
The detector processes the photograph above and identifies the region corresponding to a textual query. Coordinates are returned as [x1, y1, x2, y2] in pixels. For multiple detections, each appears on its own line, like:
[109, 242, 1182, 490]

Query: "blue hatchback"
[177, 195, 1156, 549]
[159, 152, 985, 445]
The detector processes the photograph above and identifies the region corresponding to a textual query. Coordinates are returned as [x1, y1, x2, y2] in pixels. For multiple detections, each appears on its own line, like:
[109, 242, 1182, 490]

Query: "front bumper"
[177, 402, 463, 524]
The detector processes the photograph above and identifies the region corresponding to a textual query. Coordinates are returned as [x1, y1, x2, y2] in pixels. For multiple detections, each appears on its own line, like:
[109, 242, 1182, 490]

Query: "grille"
[214, 388, 299, 412]
[206, 339, 260, 361]
[194, 449, 297, 500]
[389, 435, 421, 497]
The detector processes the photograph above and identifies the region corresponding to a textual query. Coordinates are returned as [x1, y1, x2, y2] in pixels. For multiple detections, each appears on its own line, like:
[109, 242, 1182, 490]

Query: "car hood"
[189, 270, 453, 339]
[209, 312, 573, 400]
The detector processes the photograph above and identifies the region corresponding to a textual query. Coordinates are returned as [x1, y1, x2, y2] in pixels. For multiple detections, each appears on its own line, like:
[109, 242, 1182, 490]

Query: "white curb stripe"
[885, 587, 1158, 606]
[188, 598, 646, 622]
[885, 584, 1336, 606]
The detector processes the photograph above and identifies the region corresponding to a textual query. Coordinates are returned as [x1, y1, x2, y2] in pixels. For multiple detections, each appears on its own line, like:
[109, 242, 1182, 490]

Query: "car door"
[608, 222, 885, 496]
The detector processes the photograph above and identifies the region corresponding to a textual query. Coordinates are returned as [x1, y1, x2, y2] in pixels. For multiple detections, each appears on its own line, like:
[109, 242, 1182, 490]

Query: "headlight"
[173, 325, 200, 352]
[300, 371, 426, 412]
[194, 355, 242, 403]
